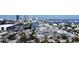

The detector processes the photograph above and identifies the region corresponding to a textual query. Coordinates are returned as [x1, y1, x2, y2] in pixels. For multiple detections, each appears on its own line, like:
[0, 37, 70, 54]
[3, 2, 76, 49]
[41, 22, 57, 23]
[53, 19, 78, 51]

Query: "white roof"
[56, 30, 75, 37]
[75, 28, 79, 30]
[36, 34, 45, 38]
[0, 31, 8, 36]
[0, 24, 14, 27]
[0, 18, 3, 21]
[56, 30, 67, 33]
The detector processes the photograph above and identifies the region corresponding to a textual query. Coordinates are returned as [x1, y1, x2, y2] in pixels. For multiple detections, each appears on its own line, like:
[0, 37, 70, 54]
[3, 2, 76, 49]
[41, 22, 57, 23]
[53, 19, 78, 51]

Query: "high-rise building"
[16, 15, 19, 21]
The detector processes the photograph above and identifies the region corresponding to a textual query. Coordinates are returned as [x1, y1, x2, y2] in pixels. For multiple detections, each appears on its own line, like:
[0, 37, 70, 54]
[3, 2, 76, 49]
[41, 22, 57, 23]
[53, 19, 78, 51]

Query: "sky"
[0, 15, 79, 19]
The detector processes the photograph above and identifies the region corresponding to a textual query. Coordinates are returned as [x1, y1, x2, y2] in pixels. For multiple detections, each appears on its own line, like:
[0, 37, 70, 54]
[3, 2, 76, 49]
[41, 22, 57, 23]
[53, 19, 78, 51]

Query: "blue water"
[32, 21, 79, 29]
[48, 22, 79, 24]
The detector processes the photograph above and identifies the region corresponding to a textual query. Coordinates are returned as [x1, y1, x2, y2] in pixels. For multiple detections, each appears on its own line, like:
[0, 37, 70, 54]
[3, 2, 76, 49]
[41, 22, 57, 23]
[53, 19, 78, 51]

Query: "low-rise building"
[0, 24, 14, 31]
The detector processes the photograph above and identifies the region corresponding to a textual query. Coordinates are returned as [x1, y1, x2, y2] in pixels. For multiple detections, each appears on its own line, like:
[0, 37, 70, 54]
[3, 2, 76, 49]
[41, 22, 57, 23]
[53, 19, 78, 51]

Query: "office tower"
[16, 15, 19, 21]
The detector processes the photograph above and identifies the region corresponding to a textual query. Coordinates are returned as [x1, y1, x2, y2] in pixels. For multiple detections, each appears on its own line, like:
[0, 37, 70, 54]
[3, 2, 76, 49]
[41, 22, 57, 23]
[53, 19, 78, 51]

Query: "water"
[48, 22, 79, 24]
[32, 20, 79, 29]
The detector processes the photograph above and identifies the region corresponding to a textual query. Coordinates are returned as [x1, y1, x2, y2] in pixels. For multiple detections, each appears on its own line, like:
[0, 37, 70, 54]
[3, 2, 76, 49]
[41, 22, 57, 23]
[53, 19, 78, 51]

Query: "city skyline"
[0, 15, 79, 19]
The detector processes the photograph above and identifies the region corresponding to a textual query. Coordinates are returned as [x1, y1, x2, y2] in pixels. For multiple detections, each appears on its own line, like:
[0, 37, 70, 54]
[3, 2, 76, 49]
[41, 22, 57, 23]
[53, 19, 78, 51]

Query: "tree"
[57, 36, 60, 39]
[66, 38, 69, 43]
[61, 34, 67, 39]
[2, 35, 7, 43]
[73, 36, 79, 42]
[34, 36, 40, 43]
[41, 39, 48, 43]
[7, 34, 16, 40]
[20, 32, 27, 43]
[41, 35, 49, 43]
[29, 27, 36, 40]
